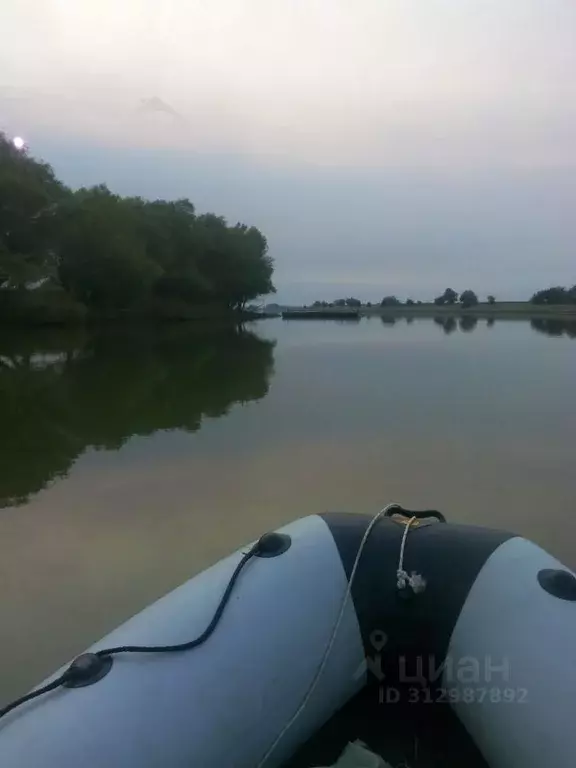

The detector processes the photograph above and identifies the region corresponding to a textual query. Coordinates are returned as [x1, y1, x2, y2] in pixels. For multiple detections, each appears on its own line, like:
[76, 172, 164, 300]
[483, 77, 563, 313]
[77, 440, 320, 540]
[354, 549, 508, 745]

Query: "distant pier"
[282, 309, 361, 320]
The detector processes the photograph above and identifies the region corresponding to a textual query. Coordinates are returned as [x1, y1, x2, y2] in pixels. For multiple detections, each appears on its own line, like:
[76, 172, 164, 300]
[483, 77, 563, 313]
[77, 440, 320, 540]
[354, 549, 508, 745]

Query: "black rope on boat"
[0, 542, 261, 721]
[95, 544, 258, 656]
[384, 505, 446, 523]
[0, 676, 68, 721]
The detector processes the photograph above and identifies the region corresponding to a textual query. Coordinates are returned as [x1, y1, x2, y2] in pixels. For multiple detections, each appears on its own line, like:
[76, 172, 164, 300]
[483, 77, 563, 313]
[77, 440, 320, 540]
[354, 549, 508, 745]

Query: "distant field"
[361, 302, 576, 317]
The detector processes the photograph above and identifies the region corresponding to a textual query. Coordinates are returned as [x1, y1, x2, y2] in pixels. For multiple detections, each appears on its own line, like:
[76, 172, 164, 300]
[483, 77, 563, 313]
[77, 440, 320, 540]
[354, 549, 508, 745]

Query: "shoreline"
[0, 291, 263, 327]
[2, 296, 576, 328]
[361, 302, 576, 318]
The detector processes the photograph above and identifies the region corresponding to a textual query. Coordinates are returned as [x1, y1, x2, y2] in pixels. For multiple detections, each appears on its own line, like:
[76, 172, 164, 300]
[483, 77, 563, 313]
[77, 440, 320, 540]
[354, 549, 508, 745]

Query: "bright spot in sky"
[12, 136, 25, 150]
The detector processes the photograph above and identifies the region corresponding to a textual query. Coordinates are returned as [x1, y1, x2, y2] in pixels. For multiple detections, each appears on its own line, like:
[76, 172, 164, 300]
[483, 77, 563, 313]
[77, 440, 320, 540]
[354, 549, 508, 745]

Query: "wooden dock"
[282, 309, 361, 320]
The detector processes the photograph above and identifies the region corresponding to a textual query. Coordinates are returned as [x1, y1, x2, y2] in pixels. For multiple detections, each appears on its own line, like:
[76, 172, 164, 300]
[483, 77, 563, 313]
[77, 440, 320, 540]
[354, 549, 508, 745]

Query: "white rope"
[256, 502, 401, 768]
[396, 515, 426, 593]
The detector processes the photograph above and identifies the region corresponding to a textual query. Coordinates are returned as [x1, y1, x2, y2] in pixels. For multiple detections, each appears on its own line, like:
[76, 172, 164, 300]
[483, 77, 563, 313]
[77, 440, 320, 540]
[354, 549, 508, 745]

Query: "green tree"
[334, 299, 347, 307]
[0, 133, 69, 289]
[345, 297, 361, 307]
[226, 224, 275, 308]
[127, 197, 207, 302]
[434, 288, 459, 306]
[57, 186, 161, 309]
[1, 136, 275, 321]
[487, 295, 496, 305]
[531, 286, 575, 305]
[194, 216, 274, 308]
[380, 295, 401, 306]
[459, 290, 479, 308]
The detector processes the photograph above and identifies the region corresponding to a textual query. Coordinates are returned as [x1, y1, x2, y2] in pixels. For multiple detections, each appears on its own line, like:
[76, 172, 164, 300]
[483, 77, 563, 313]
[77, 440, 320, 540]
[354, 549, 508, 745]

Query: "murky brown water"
[1, 316, 575, 704]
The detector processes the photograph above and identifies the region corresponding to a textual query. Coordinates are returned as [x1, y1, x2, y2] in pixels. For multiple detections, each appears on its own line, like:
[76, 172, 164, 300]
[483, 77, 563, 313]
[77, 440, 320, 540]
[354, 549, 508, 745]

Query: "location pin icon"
[370, 630, 388, 651]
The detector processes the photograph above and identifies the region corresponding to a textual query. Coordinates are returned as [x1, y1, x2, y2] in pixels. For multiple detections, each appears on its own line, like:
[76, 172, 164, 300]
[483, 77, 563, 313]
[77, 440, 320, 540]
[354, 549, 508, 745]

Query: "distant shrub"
[460, 290, 479, 308]
[434, 288, 458, 306]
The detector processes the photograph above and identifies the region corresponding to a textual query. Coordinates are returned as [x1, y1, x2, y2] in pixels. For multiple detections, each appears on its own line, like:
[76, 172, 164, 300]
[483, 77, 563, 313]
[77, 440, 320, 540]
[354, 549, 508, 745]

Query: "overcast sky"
[1, 0, 574, 302]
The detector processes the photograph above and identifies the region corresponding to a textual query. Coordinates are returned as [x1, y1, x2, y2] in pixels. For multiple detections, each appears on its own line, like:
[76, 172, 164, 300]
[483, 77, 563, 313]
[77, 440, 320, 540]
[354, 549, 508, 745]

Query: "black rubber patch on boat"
[63, 653, 114, 688]
[538, 569, 576, 601]
[254, 532, 292, 558]
[320, 512, 514, 682]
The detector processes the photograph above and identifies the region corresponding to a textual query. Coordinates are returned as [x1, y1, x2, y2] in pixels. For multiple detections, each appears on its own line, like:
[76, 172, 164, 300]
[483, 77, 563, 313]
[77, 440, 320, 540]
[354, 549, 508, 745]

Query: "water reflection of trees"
[459, 316, 478, 333]
[0, 325, 275, 508]
[384, 314, 576, 338]
[530, 317, 576, 339]
[433, 316, 458, 334]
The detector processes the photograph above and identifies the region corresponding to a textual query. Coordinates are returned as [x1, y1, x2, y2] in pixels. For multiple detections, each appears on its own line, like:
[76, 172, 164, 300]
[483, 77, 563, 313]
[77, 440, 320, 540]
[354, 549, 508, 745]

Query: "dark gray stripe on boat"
[321, 512, 514, 684]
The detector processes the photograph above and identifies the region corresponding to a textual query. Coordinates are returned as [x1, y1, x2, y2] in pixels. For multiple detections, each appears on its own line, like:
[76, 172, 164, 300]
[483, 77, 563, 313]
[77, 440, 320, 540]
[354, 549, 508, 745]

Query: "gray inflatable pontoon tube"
[0, 511, 574, 768]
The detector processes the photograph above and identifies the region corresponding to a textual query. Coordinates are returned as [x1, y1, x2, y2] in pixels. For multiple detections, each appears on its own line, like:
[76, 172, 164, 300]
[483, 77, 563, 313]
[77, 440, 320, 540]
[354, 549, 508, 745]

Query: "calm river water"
[1, 315, 575, 703]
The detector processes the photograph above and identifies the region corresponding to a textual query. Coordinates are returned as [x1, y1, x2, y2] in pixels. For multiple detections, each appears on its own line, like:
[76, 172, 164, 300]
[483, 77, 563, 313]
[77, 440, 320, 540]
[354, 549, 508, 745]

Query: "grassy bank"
[361, 302, 576, 318]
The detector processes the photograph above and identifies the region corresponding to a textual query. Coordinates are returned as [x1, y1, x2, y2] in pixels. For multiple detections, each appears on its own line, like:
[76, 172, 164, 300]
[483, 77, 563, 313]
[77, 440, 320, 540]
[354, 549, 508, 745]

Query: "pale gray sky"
[1, 0, 574, 302]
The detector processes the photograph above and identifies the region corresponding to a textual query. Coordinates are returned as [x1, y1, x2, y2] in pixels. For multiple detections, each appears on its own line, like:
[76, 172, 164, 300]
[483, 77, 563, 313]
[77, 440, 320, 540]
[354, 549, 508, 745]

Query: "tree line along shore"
[0, 133, 275, 325]
[303, 286, 576, 315]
